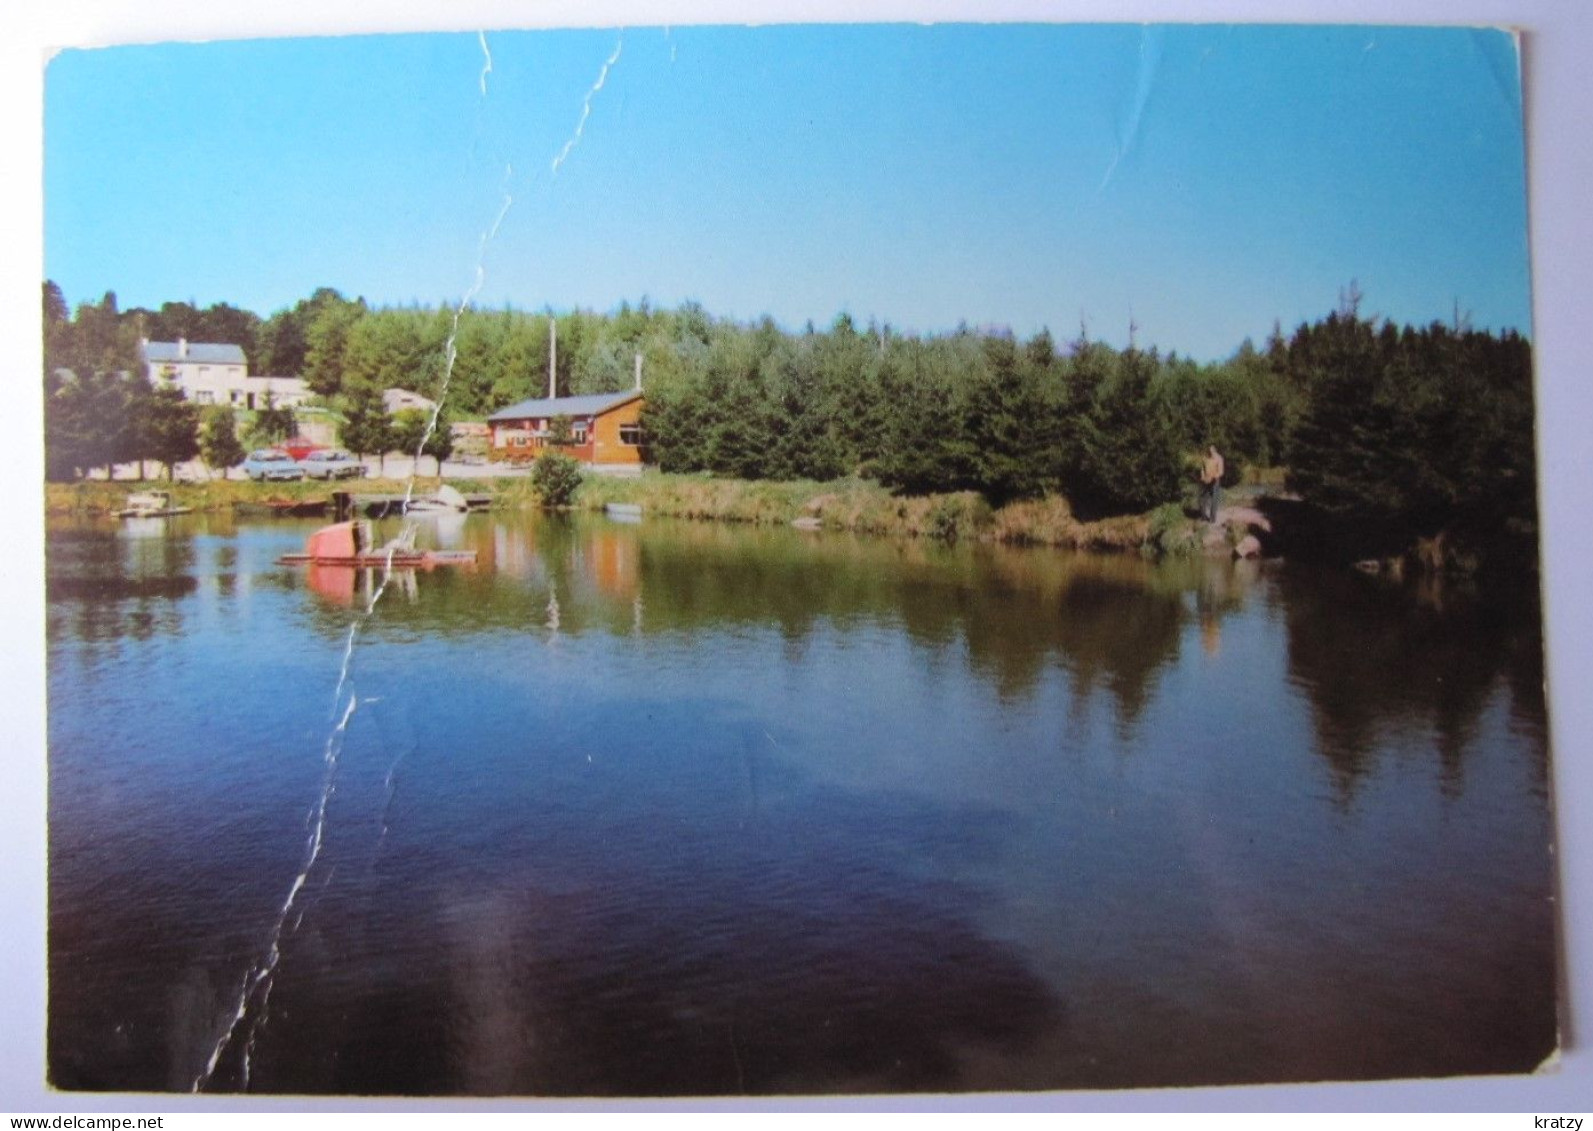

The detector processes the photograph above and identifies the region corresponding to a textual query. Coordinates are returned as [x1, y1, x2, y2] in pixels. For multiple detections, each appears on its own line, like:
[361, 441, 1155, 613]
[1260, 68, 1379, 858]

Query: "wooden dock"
[332, 491, 493, 520]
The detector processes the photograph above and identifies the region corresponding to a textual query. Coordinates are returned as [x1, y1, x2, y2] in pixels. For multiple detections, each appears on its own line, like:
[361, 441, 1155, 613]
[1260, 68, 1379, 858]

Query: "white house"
[141, 338, 311, 409]
[383, 388, 437, 415]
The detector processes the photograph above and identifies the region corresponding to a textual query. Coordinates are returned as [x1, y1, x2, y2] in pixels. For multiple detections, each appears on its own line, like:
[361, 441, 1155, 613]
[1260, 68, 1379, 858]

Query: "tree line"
[42, 280, 1538, 563]
[42, 285, 457, 479]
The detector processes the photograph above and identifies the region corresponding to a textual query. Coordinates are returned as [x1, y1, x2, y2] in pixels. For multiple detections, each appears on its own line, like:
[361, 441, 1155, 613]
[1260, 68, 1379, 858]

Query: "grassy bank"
[558, 472, 1166, 551]
[47, 470, 1207, 555]
[42, 476, 500, 517]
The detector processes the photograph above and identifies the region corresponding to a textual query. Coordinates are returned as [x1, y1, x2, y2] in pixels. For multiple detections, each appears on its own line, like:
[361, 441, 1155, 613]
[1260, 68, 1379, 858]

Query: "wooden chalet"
[486, 391, 646, 465]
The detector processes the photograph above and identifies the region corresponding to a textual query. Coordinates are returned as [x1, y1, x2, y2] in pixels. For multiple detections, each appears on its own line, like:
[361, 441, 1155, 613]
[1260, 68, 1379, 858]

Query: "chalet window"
[619, 424, 642, 446]
[196, 391, 214, 405]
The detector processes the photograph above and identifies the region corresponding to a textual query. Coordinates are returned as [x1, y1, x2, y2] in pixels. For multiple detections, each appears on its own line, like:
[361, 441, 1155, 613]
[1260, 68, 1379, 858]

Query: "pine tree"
[200, 407, 247, 478]
[967, 335, 1050, 504]
[1074, 347, 1184, 516]
[144, 383, 201, 480]
[339, 383, 395, 472]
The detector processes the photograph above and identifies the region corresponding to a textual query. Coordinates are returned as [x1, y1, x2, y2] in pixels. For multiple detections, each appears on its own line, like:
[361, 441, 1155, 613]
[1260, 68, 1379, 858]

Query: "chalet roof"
[488, 390, 642, 422]
[143, 340, 247, 365]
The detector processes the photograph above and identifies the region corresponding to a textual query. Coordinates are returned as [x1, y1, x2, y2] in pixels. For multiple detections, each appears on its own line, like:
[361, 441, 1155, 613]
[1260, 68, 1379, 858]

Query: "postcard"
[36, 18, 1562, 1101]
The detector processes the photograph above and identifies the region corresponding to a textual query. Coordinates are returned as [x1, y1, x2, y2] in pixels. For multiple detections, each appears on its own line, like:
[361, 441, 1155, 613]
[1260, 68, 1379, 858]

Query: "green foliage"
[200, 407, 247, 475]
[1285, 312, 1537, 557]
[302, 295, 367, 396]
[1069, 346, 1186, 517]
[1145, 502, 1201, 557]
[257, 288, 353, 376]
[45, 371, 128, 481]
[338, 383, 395, 462]
[342, 308, 434, 395]
[391, 408, 431, 457]
[927, 493, 992, 542]
[965, 335, 1052, 505]
[43, 281, 69, 326]
[38, 278, 1541, 565]
[546, 414, 575, 447]
[421, 412, 455, 468]
[49, 291, 143, 389]
[530, 451, 584, 507]
[393, 406, 454, 473]
[143, 383, 201, 479]
[873, 342, 978, 495]
[249, 391, 297, 447]
[122, 375, 157, 477]
[124, 299, 262, 365]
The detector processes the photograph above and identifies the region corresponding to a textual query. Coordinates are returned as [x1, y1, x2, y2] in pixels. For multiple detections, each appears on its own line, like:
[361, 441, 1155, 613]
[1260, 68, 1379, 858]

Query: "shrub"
[530, 452, 584, 507]
[1145, 502, 1201, 557]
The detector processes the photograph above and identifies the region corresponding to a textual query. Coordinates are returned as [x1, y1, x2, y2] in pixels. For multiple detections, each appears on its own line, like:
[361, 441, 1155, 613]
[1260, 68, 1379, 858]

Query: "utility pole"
[548, 317, 557, 399]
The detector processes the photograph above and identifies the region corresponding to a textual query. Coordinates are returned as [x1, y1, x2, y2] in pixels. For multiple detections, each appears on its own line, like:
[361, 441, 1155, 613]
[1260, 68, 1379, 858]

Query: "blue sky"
[44, 23, 1530, 359]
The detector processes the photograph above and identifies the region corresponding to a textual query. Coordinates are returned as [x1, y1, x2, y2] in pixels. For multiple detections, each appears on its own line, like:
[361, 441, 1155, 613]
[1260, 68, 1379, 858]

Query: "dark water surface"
[46, 510, 1557, 1095]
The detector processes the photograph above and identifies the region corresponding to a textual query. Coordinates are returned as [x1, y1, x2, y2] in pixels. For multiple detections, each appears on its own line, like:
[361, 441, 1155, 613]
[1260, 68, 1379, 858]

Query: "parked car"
[299, 449, 367, 480]
[242, 449, 306, 482]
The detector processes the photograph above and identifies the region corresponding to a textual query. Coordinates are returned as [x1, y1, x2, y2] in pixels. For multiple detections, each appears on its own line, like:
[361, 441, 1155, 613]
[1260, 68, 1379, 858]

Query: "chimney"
[634, 351, 643, 392]
[178, 337, 189, 359]
[548, 318, 557, 400]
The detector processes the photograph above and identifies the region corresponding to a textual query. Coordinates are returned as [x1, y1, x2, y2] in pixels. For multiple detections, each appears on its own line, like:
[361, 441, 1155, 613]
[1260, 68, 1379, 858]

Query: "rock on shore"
[1207, 505, 1273, 559]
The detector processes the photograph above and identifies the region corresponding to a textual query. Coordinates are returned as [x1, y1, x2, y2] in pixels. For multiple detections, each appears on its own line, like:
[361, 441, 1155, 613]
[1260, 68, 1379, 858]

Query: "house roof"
[384, 388, 437, 411]
[143, 341, 247, 365]
[488, 390, 642, 423]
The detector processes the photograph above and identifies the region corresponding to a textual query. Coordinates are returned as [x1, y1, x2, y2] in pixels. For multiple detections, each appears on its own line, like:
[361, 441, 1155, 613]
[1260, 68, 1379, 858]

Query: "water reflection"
[47, 510, 1551, 768]
[280, 514, 1215, 725]
[45, 511, 1556, 1094]
[1276, 567, 1548, 802]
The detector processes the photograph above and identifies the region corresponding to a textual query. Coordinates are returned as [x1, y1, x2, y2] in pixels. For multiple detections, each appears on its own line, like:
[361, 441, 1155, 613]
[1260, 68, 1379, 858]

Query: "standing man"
[1201, 444, 1226, 522]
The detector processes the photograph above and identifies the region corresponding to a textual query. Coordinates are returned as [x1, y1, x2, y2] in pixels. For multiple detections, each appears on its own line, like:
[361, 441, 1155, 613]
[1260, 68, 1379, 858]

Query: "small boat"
[404, 484, 471, 515]
[604, 502, 643, 523]
[113, 491, 192, 519]
[277, 520, 477, 568]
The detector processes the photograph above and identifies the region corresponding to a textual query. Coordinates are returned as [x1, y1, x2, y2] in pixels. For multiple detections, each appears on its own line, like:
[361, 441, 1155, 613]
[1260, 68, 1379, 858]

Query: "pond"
[45, 510, 1557, 1095]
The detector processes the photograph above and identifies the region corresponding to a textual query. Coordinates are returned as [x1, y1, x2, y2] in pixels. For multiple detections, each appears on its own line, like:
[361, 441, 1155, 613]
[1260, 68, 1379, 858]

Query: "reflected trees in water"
[1276, 567, 1546, 802]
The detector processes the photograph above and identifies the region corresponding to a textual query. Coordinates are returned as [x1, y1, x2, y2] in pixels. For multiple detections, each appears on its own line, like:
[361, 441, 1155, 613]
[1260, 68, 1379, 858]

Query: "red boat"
[277, 520, 476, 569]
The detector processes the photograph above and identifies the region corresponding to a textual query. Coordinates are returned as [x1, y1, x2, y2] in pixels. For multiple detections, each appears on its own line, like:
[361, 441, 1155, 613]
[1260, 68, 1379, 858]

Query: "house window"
[196, 391, 214, 405]
[619, 424, 642, 446]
